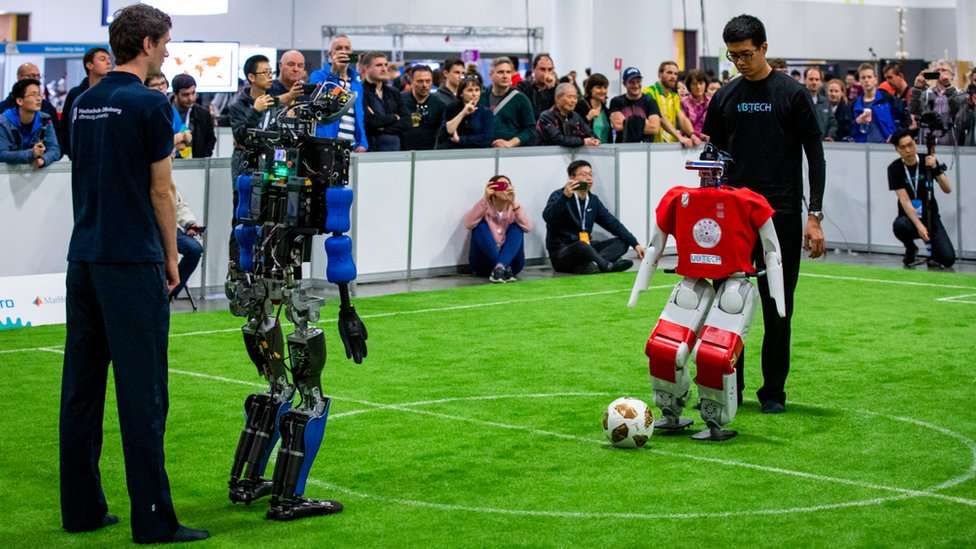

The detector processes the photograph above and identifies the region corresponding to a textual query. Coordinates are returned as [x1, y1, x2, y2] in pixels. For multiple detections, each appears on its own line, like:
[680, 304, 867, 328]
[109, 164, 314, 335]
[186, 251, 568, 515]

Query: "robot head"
[685, 143, 734, 187]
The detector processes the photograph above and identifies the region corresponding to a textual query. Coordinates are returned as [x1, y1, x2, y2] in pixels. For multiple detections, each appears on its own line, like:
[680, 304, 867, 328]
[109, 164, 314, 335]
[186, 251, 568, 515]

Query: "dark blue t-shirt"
[67, 71, 174, 263]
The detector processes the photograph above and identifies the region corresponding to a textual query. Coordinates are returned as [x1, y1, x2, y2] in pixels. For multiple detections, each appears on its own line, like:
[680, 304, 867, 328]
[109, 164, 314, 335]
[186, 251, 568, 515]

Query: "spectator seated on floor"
[0, 78, 61, 168]
[462, 175, 533, 283]
[543, 160, 644, 274]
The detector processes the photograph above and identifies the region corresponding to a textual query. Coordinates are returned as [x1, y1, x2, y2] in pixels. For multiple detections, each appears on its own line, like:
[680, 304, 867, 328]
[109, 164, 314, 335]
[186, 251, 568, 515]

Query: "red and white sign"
[614, 57, 623, 71]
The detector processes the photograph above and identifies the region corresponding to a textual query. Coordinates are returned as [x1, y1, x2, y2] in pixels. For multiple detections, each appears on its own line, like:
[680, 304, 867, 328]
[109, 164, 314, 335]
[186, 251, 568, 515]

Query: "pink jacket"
[463, 197, 533, 246]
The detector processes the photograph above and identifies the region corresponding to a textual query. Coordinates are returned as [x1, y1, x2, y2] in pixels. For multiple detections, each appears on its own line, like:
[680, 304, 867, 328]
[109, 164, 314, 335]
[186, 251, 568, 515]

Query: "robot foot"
[266, 496, 344, 521]
[653, 414, 694, 433]
[690, 422, 737, 442]
[229, 478, 274, 504]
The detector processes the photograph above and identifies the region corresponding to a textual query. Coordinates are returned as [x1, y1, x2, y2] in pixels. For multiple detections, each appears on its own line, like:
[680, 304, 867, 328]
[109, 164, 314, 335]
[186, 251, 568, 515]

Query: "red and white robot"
[628, 145, 785, 441]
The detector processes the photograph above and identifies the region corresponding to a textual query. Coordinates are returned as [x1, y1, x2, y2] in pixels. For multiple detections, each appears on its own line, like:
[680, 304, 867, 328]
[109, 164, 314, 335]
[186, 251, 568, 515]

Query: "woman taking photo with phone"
[462, 175, 533, 282]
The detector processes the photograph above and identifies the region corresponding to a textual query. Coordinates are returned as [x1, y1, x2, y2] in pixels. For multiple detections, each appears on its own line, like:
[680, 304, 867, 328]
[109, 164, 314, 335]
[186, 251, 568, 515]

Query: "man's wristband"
[808, 210, 823, 222]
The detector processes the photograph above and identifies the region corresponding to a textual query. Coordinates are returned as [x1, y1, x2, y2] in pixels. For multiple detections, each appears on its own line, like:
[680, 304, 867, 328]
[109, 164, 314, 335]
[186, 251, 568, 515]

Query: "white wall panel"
[497, 149, 573, 261]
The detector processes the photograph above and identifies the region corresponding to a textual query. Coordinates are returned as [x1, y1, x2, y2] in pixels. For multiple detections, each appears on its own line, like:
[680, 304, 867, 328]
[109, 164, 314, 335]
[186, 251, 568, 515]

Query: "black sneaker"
[578, 261, 600, 275]
[760, 400, 786, 414]
[609, 259, 634, 273]
[503, 266, 517, 282]
[489, 266, 506, 283]
[902, 247, 917, 267]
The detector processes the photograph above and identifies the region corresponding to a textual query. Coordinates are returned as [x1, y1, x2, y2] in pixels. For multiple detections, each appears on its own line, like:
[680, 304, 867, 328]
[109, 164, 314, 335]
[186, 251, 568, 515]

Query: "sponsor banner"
[0, 272, 66, 330]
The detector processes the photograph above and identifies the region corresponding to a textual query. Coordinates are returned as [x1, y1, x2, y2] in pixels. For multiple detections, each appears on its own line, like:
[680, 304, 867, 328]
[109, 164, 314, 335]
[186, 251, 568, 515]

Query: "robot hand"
[337, 304, 368, 363]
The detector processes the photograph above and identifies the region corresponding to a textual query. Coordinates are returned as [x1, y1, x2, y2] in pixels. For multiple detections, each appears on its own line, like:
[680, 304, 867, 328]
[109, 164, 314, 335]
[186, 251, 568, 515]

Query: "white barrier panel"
[959, 150, 976, 255]
[823, 144, 870, 249]
[616, 146, 650, 245]
[0, 272, 66, 328]
[351, 152, 412, 279]
[411, 150, 496, 271]
[172, 160, 209, 290]
[0, 165, 74, 277]
[216, 127, 235, 159]
[497, 147, 574, 260]
[203, 159, 234, 289]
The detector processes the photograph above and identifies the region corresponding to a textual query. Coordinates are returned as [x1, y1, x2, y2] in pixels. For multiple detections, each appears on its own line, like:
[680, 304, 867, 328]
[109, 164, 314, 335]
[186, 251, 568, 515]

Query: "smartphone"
[923, 71, 940, 80]
[347, 52, 360, 65]
[491, 181, 509, 191]
[302, 83, 318, 95]
[573, 180, 589, 191]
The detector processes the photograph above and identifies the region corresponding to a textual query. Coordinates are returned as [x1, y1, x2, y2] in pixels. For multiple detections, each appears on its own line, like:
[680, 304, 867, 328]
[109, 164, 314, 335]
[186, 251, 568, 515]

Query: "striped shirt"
[336, 77, 356, 142]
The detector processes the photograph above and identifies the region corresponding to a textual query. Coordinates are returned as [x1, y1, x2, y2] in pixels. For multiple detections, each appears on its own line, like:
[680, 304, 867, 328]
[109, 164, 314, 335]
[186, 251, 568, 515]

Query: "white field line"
[15, 348, 976, 517]
[800, 272, 976, 291]
[935, 293, 976, 304]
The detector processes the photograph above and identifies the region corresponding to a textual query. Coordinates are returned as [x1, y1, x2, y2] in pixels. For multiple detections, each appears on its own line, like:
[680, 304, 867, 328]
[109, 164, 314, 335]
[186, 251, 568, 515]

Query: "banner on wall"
[0, 272, 66, 330]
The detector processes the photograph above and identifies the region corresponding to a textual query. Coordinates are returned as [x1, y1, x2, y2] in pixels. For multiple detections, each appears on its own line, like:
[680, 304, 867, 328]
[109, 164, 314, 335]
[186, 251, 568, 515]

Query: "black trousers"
[60, 262, 179, 542]
[550, 237, 628, 273]
[893, 214, 956, 268]
[734, 212, 802, 405]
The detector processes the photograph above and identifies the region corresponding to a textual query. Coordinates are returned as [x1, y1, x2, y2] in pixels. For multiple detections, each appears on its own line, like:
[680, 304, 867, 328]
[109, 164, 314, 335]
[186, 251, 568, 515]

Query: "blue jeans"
[171, 231, 203, 298]
[469, 220, 525, 276]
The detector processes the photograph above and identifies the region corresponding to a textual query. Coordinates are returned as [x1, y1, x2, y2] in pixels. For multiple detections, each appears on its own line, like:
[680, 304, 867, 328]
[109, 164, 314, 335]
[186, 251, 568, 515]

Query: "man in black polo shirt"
[400, 64, 444, 150]
[702, 14, 826, 414]
[60, 4, 207, 544]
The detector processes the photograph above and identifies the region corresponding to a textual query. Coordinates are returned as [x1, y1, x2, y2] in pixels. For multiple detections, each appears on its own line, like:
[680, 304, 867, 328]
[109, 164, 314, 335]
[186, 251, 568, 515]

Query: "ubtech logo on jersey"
[737, 102, 772, 113]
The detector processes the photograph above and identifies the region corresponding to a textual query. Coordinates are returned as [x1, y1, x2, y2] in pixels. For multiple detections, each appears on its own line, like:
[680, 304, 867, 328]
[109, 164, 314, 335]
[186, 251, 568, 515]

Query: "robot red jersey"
[655, 185, 774, 279]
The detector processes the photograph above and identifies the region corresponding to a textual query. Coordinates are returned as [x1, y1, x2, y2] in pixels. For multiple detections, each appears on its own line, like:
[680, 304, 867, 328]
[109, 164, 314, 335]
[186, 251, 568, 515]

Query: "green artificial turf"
[1, 261, 974, 548]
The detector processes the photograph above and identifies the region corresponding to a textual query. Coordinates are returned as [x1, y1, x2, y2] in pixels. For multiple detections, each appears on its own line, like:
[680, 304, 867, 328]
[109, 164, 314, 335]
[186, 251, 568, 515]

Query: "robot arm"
[758, 219, 786, 318]
[628, 223, 667, 308]
[324, 186, 368, 364]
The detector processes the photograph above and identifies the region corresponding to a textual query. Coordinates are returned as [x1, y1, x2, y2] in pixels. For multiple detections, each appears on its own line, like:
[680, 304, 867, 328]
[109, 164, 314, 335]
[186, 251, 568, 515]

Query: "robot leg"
[266, 328, 342, 520]
[690, 277, 757, 442]
[645, 278, 715, 432]
[228, 317, 294, 503]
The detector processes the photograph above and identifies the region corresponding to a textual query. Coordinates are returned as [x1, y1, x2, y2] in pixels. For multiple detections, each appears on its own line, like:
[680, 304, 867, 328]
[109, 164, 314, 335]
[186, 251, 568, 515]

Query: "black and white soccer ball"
[603, 397, 654, 448]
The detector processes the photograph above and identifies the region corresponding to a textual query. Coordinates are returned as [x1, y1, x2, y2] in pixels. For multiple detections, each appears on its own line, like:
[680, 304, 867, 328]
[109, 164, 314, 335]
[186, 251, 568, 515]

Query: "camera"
[491, 181, 509, 191]
[573, 180, 589, 191]
[922, 70, 940, 80]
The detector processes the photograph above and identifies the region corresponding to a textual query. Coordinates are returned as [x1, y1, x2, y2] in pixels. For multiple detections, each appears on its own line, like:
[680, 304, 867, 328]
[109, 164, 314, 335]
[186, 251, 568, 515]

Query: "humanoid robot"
[225, 83, 368, 519]
[628, 144, 785, 441]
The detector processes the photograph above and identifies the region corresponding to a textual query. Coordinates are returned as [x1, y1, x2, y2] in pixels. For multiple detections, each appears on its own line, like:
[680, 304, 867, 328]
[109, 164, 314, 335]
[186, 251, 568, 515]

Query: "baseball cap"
[622, 67, 642, 82]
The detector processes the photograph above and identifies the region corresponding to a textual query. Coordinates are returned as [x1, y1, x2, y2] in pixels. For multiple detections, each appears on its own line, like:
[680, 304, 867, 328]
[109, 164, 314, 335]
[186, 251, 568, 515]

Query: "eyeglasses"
[725, 49, 758, 63]
[253, 70, 273, 77]
[24, 92, 42, 98]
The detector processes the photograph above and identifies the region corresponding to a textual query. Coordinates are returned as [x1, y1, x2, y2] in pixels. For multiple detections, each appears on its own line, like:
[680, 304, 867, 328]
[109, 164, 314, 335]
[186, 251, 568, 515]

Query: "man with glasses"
[702, 14, 826, 415]
[0, 62, 62, 147]
[0, 78, 61, 167]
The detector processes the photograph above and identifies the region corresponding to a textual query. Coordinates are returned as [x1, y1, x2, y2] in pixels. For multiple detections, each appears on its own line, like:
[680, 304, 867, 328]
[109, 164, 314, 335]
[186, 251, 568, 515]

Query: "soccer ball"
[603, 397, 654, 448]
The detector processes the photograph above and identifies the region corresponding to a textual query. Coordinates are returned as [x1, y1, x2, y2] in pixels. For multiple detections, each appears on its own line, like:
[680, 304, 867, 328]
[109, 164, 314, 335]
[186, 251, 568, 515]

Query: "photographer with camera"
[887, 128, 955, 269]
[544, 160, 644, 274]
[269, 50, 309, 106]
[308, 35, 368, 152]
[463, 175, 533, 283]
[911, 61, 966, 146]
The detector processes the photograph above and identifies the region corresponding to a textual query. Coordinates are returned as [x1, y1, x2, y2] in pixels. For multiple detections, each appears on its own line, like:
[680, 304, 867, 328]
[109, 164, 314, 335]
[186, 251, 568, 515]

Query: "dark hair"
[108, 4, 172, 66]
[684, 69, 707, 88]
[409, 64, 433, 77]
[769, 58, 787, 70]
[857, 62, 876, 78]
[882, 62, 903, 77]
[458, 75, 482, 97]
[442, 57, 464, 72]
[243, 54, 269, 77]
[360, 51, 387, 67]
[722, 14, 766, 47]
[12, 78, 41, 100]
[658, 61, 678, 74]
[489, 174, 511, 185]
[803, 66, 823, 79]
[890, 128, 914, 147]
[83, 47, 111, 75]
[531, 53, 553, 69]
[584, 73, 609, 99]
[172, 73, 196, 94]
[567, 159, 591, 177]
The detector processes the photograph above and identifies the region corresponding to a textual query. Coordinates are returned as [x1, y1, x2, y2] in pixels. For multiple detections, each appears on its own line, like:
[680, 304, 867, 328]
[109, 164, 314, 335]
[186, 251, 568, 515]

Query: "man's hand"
[678, 135, 694, 148]
[925, 155, 938, 169]
[253, 94, 275, 113]
[563, 179, 579, 197]
[338, 304, 368, 363]
[691, 134, 703, 147]
[354, 146, 367, 153]
[914, 72, 928, 88]
[451, 131, 460, 143]
[280, 80, 304, 105]
[183, 130, 192, 145]
[803, 217, 826, 258]
[492, 139, 513, 148]
[165, 258, 180, 292]
[583, 137, 600, 147]
[916, 222, 930, 241]
[32, 141, 45, 158]
[33, 157, 45, 169]
[633, 244, 646, 260]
